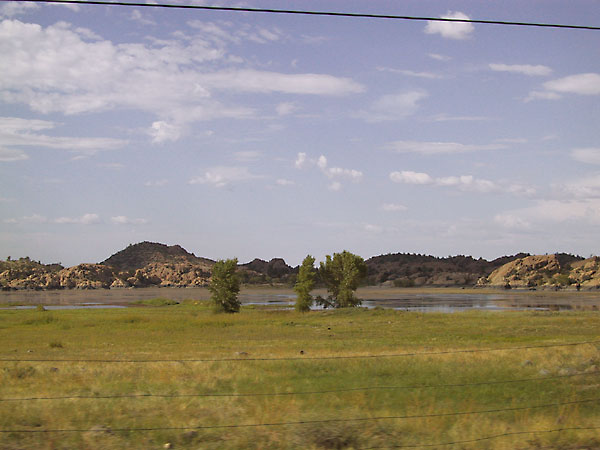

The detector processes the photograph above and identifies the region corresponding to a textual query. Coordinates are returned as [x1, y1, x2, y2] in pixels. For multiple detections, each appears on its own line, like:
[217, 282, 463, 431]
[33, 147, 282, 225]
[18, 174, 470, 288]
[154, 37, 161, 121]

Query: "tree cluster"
[208, 251, 367, 313]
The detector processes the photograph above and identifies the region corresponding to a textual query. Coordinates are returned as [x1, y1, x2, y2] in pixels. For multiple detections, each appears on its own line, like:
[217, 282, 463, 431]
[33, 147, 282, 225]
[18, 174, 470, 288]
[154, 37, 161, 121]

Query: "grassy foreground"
[0, 301, 599, 449]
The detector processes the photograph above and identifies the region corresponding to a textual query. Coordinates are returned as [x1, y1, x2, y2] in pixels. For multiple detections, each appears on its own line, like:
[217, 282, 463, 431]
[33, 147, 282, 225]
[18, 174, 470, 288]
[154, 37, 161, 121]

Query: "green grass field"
[0, 300, 598, 449]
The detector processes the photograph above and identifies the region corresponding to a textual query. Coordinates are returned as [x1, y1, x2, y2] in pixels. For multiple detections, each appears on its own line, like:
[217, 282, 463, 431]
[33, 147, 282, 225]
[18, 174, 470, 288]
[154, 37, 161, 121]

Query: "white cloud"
[144, 179, 168, 187]
[0, 19, 362, 142]
[54, 213, 100, 225]
[390, 171, 433, 185]
[558, 174, 600, 199]
[527, 73, 600, 101]
[429, 114, 490, 122]
[317, 155, 328, 170]
[543, 73, 600, 95]
[386, 140, 505, 155]
[429, 53, 451, 61]
[376, 67, 442, 79]
[496, 199, 600, 226]
[571, 148, 600, 165]
[364, 223, 384, 233]
[199, 70, 364, 96]
[390, 170, 533, 196]
[424, 11, 474, 40]
[382, 203, 407, 212]
[149, 121, 182, 144]
[0, 1, 38, 17]
[493, 214, 532, 230]
[357, 91, 428, 122]
[130, 9, 156, 26]
[189, 166, 263, 188]
[276, 102, 297, 116]
[295, 152, 363, 190]
[234, 151, 262, 162]
[0, 147, 28, 162]
[524, 91, 562, 102]
[328, 181, 342, 191]
[0, 117, 127, 156]
[489, 63, 552, 76]
[275, 178, 294, 186]
[294, 152, 307, 169]
[110, 216, 148, 225]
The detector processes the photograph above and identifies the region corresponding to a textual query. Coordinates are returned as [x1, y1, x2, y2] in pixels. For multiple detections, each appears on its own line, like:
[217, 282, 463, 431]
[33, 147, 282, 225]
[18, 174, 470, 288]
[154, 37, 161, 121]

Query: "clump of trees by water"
[209, 251, 367, 313]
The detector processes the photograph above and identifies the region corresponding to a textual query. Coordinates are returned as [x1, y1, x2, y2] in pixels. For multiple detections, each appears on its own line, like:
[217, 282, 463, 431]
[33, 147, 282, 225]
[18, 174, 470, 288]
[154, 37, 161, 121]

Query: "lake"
[1, 286, 599, 312]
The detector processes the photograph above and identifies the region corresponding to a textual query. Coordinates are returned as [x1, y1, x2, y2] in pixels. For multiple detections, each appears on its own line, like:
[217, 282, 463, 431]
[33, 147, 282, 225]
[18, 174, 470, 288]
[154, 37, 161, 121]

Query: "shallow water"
[0, 287, 598, 312]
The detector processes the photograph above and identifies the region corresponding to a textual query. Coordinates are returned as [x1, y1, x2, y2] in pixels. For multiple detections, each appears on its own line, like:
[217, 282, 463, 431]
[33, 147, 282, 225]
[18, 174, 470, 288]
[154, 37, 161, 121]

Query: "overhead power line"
[0, 397, 597, 433]
[1, 372, 594, 402]
[1, 339, 597, 363]
[5, 0, 600, 31]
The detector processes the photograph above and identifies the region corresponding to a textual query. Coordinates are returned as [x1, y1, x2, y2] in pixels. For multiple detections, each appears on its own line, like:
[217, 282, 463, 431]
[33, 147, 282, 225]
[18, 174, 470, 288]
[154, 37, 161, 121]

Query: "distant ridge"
[100, 241, 214, 272]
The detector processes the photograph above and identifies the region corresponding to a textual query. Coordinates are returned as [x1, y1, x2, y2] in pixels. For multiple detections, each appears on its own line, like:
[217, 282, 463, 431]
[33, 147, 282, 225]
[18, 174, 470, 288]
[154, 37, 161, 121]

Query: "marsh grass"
[0, 304, 598, 449]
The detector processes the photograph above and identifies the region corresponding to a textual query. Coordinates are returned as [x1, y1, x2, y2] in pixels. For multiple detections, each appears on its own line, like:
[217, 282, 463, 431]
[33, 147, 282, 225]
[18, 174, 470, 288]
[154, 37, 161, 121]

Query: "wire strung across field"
[1, 339, 597, 363]
[0, 397, 597, 434]
[1, 371, 596, 402]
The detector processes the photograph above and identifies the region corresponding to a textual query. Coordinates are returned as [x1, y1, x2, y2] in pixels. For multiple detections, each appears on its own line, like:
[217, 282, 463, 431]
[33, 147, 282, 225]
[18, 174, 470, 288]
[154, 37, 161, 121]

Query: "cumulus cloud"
[110, 216, 148, 225]
[149, 121, 182, 144]
[294, 152, 307, 169]
[0, 19, 363, 141]
[390, 171, 433, 185]
[424, 11, 474, 40]
[294, 152, 363, 190]
[0, 1, 38, 17]
[54, 213, 100, 225]
[357, 91, 428, 122]
[543, 73, 600, 95]
[489, 63, 552, 76]
[571, 148, 600, 165]
[526, 73, 600, 101]
[386, 140, 505, 155]
[189, 166, 263, 188]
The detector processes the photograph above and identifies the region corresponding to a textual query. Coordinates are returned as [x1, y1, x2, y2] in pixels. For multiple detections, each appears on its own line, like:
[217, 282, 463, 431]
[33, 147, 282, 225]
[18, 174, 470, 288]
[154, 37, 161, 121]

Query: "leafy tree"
[318, 251, 367, 308]
[294, 255, 316, 312]
[209, 258, 241, 313]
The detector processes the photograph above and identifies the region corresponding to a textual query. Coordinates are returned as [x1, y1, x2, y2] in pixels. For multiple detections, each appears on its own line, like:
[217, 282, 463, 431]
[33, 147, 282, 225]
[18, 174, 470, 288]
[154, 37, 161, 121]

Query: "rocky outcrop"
[126, 262, 211, 288]
[365, 253, 528, 287]
[101, 241, 214, 272]
[58, 264, 117, 289]
[479, 254, 594, 289]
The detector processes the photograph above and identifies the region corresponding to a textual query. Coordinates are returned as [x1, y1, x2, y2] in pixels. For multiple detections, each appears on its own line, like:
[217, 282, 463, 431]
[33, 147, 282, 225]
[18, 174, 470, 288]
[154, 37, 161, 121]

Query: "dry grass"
[0, 302, 598, 449]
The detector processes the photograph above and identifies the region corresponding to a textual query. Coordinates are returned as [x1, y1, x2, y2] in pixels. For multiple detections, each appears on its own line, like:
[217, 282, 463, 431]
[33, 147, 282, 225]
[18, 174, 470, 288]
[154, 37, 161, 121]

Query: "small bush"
[49, 341, 63, 348]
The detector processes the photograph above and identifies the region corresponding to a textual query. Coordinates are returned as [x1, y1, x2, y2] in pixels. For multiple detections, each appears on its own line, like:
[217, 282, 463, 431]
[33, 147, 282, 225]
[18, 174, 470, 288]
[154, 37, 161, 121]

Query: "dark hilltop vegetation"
[1, 241, 598, 290]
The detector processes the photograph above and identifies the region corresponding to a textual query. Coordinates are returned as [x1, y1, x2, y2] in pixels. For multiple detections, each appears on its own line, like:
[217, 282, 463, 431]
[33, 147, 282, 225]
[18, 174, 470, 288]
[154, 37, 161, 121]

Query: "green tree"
[294, 255, 316, 312]
[318, 251, 368, 308]
[209, 258, 241, 313]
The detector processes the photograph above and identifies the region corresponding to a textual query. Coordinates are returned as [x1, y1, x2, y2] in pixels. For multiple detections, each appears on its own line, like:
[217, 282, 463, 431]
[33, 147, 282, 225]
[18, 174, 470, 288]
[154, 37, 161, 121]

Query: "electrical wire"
[3, 0, 600, 31]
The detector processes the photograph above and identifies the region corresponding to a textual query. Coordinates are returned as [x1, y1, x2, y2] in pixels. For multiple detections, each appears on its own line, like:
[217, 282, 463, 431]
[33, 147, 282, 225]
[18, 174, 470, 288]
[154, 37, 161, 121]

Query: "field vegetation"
[0, 300, 598, 449]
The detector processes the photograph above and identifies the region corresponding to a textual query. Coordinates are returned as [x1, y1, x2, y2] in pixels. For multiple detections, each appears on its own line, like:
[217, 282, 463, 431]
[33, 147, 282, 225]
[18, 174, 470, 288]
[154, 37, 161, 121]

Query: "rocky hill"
[2, 244, 597, 290]
[101, 241, 214, 271]
[364, 253, 529, 287]
[478, 253, 599, 289]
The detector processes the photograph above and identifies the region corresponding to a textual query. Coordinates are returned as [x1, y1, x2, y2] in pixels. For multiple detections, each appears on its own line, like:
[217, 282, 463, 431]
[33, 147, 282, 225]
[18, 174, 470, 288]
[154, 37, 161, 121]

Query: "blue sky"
[1, 0, 599, 266]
